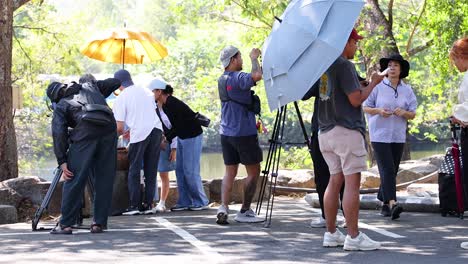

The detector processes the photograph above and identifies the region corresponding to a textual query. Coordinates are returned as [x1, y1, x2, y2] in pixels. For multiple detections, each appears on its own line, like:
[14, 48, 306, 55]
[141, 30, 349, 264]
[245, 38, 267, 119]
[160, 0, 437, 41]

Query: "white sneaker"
[154, 203, 166, 213]
[234, 208, 265, 223]
[310, 217, 326, 228]
[343, 232, 381, 251]
[461, 242, 468, 250]
[323, 229, 346, 247]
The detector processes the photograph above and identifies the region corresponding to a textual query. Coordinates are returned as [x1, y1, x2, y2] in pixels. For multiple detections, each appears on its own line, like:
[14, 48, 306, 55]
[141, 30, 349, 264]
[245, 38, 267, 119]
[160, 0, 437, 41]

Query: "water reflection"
[22, 143, 447, 181]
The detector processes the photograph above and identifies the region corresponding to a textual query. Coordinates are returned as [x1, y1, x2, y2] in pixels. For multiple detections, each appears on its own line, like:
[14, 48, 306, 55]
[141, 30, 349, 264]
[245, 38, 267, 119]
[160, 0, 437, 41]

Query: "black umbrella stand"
[255, 101, 312, 228]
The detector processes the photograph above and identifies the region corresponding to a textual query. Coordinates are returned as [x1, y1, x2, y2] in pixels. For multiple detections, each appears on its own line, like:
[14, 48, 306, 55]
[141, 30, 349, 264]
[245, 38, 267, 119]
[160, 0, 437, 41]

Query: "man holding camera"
[47, 75, 121, 234]
[216, 45, 264, 224]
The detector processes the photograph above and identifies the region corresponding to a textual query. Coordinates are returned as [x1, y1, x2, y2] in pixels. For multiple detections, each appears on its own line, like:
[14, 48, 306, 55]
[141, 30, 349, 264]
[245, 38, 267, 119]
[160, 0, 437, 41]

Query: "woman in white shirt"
[363, 54, 417, 220]
[449, 37, 468, 250]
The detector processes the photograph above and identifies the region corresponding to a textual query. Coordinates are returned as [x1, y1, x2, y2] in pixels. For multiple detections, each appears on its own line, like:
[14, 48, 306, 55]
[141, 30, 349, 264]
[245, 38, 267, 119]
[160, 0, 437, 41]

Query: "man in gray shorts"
[317, 29, 384, 251]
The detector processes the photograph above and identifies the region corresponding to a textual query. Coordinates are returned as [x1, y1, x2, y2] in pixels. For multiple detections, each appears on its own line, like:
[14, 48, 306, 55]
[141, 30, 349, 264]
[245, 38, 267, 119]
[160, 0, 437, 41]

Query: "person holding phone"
[363, 54, 417, 220]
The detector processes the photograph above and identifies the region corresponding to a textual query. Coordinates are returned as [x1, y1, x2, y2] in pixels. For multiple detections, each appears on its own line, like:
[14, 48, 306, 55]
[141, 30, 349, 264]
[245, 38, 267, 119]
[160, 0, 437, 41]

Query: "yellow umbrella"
[80, 28, 168, 68]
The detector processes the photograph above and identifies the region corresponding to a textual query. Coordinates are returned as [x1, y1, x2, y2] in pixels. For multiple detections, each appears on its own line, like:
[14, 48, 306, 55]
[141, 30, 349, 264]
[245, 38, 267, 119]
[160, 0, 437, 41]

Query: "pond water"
[22, 142, 449, 182]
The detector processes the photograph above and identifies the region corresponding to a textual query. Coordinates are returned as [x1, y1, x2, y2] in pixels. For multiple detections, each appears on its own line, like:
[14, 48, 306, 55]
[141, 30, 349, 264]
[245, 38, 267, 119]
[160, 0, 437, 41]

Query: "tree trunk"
[362, 0, 412, 161]
[0, 0, 29, 181]
[362, 0, 400, 74]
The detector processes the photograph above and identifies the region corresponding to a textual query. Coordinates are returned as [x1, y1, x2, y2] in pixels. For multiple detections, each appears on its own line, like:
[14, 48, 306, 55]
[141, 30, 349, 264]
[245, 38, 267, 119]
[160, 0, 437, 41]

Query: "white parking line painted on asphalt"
[294, 204, 406, 238]
[153, 217, 223, 260]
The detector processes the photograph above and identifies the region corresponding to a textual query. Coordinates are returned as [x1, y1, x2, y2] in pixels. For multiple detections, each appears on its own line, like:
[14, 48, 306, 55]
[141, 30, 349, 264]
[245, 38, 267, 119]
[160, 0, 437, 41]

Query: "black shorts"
[221, 135, 263, 165]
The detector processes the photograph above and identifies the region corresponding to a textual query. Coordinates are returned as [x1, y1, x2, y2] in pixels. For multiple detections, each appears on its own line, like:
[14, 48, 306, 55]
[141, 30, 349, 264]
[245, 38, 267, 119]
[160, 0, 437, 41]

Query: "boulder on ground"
[360, 171, 380, 188]
[0, 205, 18, 224]
[0, 187, 22, 208]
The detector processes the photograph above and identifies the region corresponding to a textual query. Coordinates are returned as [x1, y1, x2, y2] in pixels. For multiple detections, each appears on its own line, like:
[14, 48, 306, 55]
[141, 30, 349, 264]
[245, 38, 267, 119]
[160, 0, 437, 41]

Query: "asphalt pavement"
[0, 197, 467, 264]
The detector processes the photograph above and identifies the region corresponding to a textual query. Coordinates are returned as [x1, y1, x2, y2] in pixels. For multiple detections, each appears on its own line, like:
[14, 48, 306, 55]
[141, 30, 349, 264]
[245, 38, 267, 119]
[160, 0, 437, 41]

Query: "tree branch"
[13, 33, 34, 83]
[13, 0, 31, 11]
[13, 25, 59, 35]
[408, 39, 433, 57]
[406, 0, 427, 58]
[230, 0, 273, 28]
[217, 14, 269, 29]
[388, 0, 394, 29]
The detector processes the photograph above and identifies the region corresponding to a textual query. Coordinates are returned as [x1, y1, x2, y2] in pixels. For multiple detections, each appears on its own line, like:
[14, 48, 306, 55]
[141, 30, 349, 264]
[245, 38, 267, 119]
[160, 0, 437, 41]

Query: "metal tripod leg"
[255, 102, 314, 227]
[256, 109, 281, 215]
[32, 167, 62, 231]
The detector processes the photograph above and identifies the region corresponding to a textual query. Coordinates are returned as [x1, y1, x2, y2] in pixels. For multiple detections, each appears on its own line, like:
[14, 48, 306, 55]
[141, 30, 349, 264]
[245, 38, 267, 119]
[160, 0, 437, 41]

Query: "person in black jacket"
[149, 78, 209, 211]
[47, 74, 121, 234]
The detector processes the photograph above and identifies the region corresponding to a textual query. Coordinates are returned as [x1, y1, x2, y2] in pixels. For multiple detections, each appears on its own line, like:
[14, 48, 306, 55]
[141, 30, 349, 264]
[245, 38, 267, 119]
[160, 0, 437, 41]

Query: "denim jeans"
[175, 134, 209, 207]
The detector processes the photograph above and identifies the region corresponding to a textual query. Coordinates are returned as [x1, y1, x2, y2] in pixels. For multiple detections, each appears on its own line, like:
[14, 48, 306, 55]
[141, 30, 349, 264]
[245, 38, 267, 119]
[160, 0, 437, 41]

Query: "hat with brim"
[379, 54, 410, 79]
[148, 78, 167, 91]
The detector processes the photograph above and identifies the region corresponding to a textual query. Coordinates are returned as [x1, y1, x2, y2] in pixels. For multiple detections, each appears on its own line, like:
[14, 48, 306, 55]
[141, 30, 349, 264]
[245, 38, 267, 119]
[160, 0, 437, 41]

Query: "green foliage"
[279, 147, 312, 169]
[12, 0, 468, 173]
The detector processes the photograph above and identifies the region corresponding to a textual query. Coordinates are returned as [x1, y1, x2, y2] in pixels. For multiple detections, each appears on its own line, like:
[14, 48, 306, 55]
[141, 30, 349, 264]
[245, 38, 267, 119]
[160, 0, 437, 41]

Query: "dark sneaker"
[170, 205, 190, 211]
[391, 204, 403, 220]
[189, 205, 209, 211]
[380, 204, 391, 217]
[216, 205, 229, 225]
[122, 206, 141, 216]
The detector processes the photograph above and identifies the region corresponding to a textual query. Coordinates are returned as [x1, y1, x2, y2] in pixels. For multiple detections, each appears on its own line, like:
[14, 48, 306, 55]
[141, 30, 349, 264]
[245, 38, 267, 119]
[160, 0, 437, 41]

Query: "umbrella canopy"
[262, 0, 365, 111]
[81, 28, 168, 68]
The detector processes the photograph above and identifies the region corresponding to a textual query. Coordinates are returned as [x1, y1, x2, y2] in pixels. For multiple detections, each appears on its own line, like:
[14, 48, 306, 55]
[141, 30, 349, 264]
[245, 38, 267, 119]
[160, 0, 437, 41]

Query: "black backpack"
[66, 82, 115, 127]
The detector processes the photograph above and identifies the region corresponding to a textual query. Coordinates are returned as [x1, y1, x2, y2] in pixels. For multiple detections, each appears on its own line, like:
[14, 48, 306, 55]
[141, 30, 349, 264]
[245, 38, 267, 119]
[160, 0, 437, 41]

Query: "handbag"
[439, 148, 463, 174]
[194, 112, 210, 127]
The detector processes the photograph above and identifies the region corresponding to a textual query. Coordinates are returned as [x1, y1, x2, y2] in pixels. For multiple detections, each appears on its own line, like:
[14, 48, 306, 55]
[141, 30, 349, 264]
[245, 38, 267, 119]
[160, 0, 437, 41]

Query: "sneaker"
[343, 232, 381, 251]
[380, 204, 391, 217]
[216, 205, 229, 225]
[310, 216, 326, 228]
[122, 207, 141, 216]
[461, 242, 468, 250]
[171, 205, 190, 211]
[189, 205, 209, 211]
[323, 229, 346, 247]
[390, 204, 403, 220]
[154, 203, 166, 213]
[234, 208, 265, 223]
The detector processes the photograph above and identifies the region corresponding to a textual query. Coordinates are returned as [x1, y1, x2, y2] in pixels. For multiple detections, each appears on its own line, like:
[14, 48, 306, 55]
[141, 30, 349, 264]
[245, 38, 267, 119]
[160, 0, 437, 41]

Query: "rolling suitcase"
[438, 124, 467, 218]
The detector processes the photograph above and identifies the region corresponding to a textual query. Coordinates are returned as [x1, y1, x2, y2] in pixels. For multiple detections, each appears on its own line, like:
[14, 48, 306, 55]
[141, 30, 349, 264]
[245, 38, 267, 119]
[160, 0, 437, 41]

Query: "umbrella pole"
[122, 39, 126, 69]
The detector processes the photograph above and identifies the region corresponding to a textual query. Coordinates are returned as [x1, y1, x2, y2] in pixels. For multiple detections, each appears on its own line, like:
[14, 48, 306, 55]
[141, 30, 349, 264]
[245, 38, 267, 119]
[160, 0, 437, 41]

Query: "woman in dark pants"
[363, 54, 417, 220]
[448, 37, 468, 250]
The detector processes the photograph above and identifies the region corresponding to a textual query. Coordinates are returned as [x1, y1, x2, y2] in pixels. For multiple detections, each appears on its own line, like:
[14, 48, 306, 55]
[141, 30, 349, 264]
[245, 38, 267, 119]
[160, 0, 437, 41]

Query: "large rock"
[406, 183, 439, 198]
[423, 154, 445, 169]
[275, 170, 314, 196]
[209, 175, 268, 203]
[0, 187, 22, 207]
[0, 176, 47, 205]
[397, 169, 424, 184]
[0, 205, 18, 225]
[360, 171, 380, 188]
[399, 160, 438, 176]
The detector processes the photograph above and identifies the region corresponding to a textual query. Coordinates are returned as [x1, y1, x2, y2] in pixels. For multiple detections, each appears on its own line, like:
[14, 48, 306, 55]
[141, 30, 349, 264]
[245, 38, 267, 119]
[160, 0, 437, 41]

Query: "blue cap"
[114, 69, 134, 88]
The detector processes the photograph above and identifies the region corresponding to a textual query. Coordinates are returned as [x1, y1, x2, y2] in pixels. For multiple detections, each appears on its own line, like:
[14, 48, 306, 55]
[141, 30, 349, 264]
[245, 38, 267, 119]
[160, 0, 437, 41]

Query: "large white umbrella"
[262, 0, 365, 111]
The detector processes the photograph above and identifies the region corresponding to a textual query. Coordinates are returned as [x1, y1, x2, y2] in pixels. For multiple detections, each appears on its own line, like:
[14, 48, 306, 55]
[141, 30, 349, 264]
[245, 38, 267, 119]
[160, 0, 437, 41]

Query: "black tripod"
[32, 167, 95, 231]
[255, 101, 312, 227]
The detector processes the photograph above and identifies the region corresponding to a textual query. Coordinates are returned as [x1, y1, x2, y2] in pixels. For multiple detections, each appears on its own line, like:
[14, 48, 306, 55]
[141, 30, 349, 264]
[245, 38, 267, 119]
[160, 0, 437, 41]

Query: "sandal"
[90, 223, 104, 234]
[50, 223, 73, 235]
